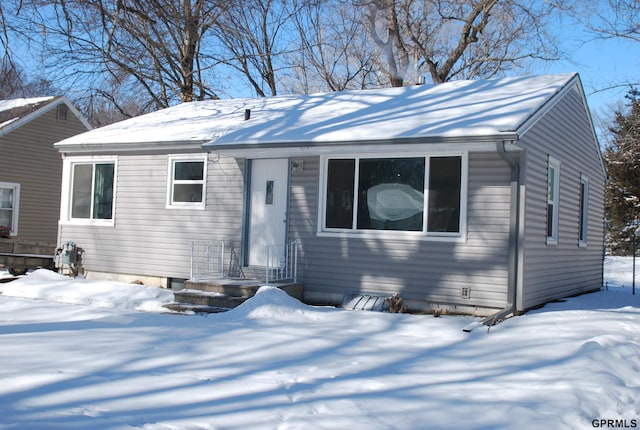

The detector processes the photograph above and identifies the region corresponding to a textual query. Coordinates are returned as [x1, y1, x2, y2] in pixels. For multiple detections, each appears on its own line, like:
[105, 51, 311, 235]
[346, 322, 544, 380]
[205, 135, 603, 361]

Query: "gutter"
[205, 133, 520, 158]
[464, 140, 521, 332]
[55, 140, 209, 156]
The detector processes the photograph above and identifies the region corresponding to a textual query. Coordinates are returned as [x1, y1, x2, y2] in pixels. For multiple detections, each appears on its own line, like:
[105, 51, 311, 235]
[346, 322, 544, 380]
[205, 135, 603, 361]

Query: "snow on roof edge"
[0, 96, 62, 137]
[0, 96, 92, 137]
[0, 96, 56, 113]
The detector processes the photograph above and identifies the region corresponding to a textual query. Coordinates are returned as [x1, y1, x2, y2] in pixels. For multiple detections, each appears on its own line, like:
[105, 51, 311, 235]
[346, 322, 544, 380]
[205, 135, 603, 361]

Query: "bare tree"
[361, 0, 561, 86]
[0, 59, 23, 98]
[1, 0, 583, 123]
[7, 0, 226, 117]
[0, 3, 8, 57]
[215, 0, 299, 97]
[1, 2, 59, 100]
[69, 70, 158, 127]
[0, 1, 24, 94]
[554, 0, 640, 95]
[583, 0, 640, 91]
[0, 58, 59, 99]
[288, 0, 380, 93]
[585, 0, 640, 43]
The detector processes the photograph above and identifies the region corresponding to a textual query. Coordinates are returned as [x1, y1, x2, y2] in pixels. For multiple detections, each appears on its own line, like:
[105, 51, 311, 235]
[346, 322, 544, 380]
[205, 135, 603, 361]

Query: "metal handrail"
[190, 240, 225, 280]
[190, 240, 298, 284]
[265, 241, 297, 284]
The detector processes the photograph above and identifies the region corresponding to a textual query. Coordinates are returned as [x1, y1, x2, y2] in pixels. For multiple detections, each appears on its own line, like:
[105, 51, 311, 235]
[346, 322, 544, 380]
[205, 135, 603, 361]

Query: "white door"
[249, 159, 289, 266]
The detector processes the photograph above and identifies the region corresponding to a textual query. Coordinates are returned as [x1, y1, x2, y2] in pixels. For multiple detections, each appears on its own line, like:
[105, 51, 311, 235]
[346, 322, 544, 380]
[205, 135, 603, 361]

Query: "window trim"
[166, 155, 208, 209]
[318, 152, 468, 242]
[61, 156, 117, 226]
[0, 182, 20, 236]
[56, 104, 68, 121]
[579, 174, 589, 247]
[546, 156, 561, 245]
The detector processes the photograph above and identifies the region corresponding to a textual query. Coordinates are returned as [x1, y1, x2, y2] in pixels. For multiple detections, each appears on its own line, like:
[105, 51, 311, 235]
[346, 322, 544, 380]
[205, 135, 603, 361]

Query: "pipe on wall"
[464, 140, 521, 332]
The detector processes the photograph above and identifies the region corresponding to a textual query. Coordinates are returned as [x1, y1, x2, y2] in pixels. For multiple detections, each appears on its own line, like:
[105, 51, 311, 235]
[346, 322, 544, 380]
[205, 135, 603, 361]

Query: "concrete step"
[184, 279, 261, 297]
[163, 303, 231, 314]
[165, 279, 304, 314]
[185, 279, 304, 300]
[172, 290, 247, 308]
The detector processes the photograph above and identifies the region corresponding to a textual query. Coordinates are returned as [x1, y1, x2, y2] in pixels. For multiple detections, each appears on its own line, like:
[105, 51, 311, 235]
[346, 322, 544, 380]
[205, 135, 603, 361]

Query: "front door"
[248, 159, 289, 266]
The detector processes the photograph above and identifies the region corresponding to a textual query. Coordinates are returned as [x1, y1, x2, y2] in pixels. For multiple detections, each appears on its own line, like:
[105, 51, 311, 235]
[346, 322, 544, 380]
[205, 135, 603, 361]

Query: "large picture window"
[167, 156, 207, 208]
[0, 182, 20, 236]
[323, 154, 466, 237]
[71, 162, 115, 220]
[357, 158, 425, 231]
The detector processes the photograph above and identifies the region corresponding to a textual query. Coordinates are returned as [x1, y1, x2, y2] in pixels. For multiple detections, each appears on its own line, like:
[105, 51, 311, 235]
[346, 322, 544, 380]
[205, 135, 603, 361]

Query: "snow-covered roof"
[0, 96, 55, 112]
[0, 96, 92, 137]
[0, 97, 56, 130]
[55, 73, 580, 153]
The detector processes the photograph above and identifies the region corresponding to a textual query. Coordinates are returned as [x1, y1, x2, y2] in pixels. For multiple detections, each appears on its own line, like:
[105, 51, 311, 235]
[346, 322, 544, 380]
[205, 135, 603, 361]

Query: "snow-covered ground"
[0, 265, 639, 429]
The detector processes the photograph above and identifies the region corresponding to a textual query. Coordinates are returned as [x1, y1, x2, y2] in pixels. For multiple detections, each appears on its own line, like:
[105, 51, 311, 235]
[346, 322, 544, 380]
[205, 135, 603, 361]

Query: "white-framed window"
[0, 182, 20, 236]
[62, 157, 117, 224]
[547, 156, 561, 244]
[167, 155, 207, 209]
[579, 174, 589, 246]
[320, 153, 467, 240]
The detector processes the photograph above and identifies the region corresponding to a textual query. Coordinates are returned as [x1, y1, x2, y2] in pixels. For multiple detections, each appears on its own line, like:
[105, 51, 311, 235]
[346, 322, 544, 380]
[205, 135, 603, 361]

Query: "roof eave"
[0, 97, 92, 138]
[515, 73, 579, 136]
[514, 73, 607, 180]
[56, 139, 209, 156]
[204, 133, 521, 158]
[0, 97, 58, 137]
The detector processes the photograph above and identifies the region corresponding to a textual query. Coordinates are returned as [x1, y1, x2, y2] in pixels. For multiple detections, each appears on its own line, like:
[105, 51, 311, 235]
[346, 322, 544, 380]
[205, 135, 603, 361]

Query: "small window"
[168, 157, 206, 208]
[70, 162, 115, 221]
[265, 180, 274, 205]
[579, 175, 589, 246]
[56, 104, 68, 121]
[547, 157, 561, 244]
[0, 182, 20, 236]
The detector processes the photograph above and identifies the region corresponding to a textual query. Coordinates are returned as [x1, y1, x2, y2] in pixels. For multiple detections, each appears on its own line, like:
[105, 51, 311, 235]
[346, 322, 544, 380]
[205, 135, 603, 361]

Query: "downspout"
[464, 140, 520, 332]
[240, 159, 252, 267]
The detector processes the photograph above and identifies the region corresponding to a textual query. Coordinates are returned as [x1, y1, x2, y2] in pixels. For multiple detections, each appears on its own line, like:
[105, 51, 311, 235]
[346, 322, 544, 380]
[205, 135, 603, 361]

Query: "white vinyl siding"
[58, 154, 244, 280]
[520, 86, 606, 311]
[0, 182, 20, 236]
[293, 153, 510, 311]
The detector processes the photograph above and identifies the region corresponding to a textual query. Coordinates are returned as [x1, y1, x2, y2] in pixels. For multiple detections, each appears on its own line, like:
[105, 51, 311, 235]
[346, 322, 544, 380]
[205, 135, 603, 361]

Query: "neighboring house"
[54, 73, 606, 317]
[0, 97, 92, 244]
